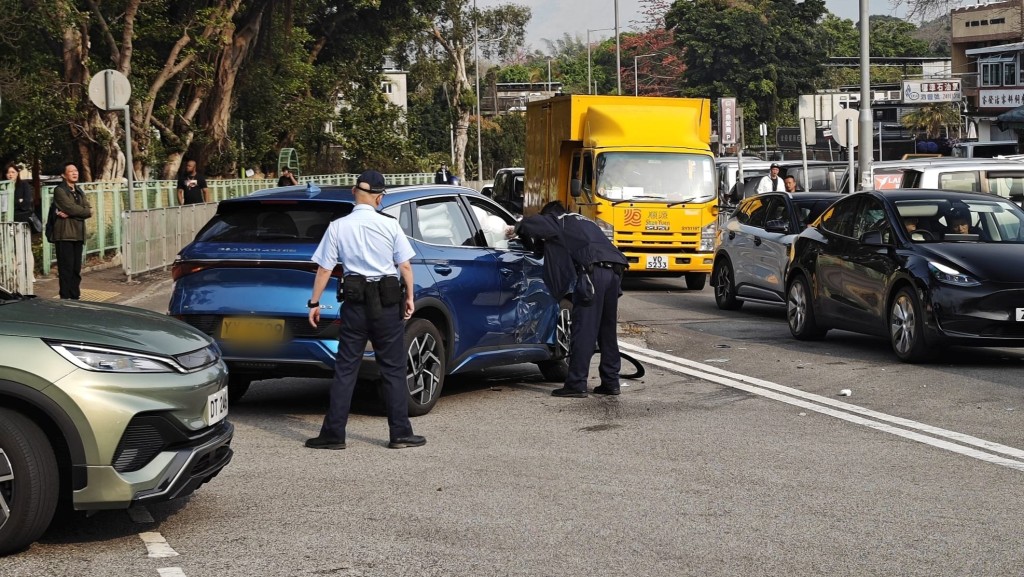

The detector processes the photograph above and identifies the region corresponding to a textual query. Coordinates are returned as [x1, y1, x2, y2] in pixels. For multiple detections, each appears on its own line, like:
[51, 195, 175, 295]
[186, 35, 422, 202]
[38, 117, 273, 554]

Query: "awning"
[966, 42, 1024, 56]
[996, 104, 1024, 130]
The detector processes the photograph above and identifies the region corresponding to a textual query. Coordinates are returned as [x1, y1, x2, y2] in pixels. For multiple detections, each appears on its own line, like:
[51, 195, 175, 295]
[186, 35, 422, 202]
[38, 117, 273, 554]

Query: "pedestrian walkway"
[33, 261, 169, 306]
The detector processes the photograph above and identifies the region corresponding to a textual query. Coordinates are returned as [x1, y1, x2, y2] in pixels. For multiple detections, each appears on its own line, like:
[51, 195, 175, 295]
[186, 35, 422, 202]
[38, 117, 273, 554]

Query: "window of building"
[1005, 61, 1018, 86]
[381, 82, 393, 94]
[992, 17, 1006, 24]
[981, 61, 1006, 86]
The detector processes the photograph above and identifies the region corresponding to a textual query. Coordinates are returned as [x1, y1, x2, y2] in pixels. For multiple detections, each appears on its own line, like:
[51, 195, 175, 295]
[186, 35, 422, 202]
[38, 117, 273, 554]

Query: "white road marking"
[619, 341, 1024, 471]
[127, 506, 154, 523]
[157, 569, 187, 577]
[139, 532, 180, 558]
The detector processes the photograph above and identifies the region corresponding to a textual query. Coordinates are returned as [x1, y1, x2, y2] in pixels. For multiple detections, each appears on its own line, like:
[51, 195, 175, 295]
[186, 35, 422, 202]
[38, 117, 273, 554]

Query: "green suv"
[0, 288, 233, 555]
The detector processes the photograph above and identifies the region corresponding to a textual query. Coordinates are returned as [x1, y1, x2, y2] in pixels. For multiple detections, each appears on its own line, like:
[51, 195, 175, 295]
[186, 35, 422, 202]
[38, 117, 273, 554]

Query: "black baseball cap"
[356, 170, 387, 194]
[770, 163, 780, 169]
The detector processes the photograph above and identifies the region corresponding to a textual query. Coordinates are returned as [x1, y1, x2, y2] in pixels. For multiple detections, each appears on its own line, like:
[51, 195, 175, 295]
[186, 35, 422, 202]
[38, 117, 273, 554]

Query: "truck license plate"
[206, 387, 229, 426]
[646, 255, 669, 270]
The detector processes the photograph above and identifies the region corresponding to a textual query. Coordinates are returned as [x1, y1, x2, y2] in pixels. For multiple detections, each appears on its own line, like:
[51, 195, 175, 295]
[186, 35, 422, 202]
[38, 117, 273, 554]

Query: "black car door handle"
[754, 237, 762, 246]
[728, 231, 736, 240]
[433, 264, 452, 276]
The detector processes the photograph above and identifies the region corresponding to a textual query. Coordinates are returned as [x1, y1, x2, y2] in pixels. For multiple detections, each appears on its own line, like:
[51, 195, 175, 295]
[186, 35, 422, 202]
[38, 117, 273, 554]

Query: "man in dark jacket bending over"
[514, 201, 629, 398]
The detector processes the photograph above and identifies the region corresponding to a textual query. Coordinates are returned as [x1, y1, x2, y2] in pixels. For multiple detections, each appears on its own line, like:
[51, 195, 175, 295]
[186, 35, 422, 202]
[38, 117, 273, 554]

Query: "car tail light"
[171, 261, 210, 281]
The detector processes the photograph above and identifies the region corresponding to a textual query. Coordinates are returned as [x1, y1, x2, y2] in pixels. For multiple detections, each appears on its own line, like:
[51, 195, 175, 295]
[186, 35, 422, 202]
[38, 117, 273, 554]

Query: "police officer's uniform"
[307, 171, 421, 448]
[516, 202, 628, 397]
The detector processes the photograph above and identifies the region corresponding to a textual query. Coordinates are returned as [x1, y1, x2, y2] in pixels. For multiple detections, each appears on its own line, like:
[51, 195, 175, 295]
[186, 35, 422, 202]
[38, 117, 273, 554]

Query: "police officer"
[514, 201, 629, 397]
[305, 170, 426, 450]
[434, 164, 451, 185]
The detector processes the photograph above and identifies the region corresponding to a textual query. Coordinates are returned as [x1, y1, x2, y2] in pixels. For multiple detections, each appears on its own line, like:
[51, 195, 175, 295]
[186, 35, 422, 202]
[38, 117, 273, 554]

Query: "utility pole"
[858, 0, 874, 189]
[614, 0, 621, 95]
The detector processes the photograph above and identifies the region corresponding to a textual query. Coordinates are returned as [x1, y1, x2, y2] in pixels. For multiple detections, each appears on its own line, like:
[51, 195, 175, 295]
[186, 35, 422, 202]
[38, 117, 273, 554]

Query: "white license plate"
[206, 387, 229, 426]
[1017, 308, 1024, 322]
[646, 255, 669, 270]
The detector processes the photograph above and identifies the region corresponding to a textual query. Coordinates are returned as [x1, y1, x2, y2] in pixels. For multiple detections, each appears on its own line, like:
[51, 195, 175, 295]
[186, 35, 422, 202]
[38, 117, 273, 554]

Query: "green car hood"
[0, 298, 212, 355]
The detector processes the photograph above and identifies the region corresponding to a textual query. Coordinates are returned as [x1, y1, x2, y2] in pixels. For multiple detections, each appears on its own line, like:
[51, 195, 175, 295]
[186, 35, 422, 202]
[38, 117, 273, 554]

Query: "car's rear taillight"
[171, 261, 209, 281]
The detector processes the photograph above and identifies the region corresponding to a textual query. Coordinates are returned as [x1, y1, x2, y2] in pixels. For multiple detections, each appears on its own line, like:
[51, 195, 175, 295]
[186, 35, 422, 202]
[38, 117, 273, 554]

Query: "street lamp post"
[633, 53, 660, 97]
[474, 0, 483, 188]
[547, 57, 552, 92]
[614, 0, 621, 94]
[587, 27, 615, 95]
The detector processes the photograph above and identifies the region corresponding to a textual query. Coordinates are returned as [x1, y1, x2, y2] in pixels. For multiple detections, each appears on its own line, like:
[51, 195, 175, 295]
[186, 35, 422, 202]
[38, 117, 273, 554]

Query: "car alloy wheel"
[538, 299, 572, 381]
[714, 259, 743, 310]
[889, 287, 932, 363]
[0, 408, 59, 556]
[405, 319, 446, 417]
[787, 275, 826, 340]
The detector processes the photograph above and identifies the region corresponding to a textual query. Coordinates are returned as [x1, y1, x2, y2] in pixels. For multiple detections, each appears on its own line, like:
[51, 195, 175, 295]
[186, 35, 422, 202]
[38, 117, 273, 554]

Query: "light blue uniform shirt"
[311, 204, 416, 279]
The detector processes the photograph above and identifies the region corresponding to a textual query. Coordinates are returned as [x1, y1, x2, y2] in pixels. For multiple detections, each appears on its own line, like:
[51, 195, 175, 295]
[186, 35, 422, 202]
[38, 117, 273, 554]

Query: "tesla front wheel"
[889, 287, 933, 363]
[787, 274, 827, 340]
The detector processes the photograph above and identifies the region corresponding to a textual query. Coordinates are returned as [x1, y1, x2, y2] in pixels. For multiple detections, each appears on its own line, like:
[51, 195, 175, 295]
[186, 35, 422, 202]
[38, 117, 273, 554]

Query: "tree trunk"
[198, 2, 268, 174]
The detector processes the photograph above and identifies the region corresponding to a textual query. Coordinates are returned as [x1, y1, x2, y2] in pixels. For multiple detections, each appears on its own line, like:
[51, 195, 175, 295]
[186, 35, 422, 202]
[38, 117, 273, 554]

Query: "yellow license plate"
[220, 317, 285, 342]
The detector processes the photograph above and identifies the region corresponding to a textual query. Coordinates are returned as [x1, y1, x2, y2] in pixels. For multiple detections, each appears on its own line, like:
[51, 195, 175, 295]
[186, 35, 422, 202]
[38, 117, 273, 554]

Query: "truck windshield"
[595, 152, 715, 203]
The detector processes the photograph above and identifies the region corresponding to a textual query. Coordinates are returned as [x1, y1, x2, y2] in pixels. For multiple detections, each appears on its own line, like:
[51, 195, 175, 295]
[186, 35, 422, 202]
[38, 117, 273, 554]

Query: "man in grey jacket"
[52, 162, 92, 300]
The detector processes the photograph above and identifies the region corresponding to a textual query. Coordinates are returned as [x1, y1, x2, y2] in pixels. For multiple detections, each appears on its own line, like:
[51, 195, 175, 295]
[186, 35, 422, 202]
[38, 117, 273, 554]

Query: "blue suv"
[169, 184, 570, 415]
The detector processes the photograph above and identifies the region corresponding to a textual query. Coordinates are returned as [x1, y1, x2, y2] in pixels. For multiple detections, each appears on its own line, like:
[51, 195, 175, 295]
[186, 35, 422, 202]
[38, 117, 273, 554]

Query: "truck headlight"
[596, 217, 614, 240]
[700, 221, 717, 252]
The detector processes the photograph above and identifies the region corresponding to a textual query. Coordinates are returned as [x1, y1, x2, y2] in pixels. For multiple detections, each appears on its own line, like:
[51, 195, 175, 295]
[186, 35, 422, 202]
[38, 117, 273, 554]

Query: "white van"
[840, 158, 1024, 205]
[951, 140, 1018, 159]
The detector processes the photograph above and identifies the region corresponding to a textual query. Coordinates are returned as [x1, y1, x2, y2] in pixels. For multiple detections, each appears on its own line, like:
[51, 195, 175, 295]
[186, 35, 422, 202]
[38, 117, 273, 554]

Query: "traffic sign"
[832, 109, 859, 148]
[88, 69, 131, 111]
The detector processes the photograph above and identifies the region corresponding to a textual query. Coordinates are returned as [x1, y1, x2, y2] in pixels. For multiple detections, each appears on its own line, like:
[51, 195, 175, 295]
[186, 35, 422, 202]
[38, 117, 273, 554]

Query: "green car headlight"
[50, 344, 181, 373]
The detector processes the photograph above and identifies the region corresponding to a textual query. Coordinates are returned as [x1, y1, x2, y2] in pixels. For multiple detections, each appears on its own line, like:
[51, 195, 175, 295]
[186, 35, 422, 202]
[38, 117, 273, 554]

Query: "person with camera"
[304, 170, 425, 450]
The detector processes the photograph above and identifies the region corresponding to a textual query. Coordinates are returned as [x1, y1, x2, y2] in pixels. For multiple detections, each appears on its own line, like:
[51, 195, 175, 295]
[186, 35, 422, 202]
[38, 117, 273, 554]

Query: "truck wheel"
[0, 408, 59, 556]
[537, 299, 572, 382]
[684, 273, 707, 291]
[405, 319, 446, 417]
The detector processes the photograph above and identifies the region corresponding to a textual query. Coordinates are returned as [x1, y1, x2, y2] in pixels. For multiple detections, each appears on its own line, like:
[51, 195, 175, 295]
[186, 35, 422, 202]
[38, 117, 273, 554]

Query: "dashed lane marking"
[619, 341, 1024, 472]
[157, 568, 187, 577]
[139, 532, 179, 558]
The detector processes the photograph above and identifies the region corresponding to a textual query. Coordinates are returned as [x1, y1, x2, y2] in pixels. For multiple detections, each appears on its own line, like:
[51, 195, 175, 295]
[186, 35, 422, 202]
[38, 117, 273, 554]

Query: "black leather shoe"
[388, 435, 426, 449]
[592, 385, 621, 396]
[305, 435, 346, 450]
[551, 387, 588, 398]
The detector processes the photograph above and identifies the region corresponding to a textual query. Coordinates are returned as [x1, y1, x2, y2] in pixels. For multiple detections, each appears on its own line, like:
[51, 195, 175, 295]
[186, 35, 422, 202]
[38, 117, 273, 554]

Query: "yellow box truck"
[524, 94, 718, 290]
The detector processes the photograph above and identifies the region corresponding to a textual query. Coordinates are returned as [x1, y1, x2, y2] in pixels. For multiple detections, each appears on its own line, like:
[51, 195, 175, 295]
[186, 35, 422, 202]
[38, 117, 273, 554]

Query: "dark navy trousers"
[565, 266, 621, 392]
[320, 301, 413, 442]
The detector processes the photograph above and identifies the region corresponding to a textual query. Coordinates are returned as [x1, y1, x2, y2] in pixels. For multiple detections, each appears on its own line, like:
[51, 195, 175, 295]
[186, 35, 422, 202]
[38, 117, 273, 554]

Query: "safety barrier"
[0, 222, 33, 295]
[0, 173, 435, 283]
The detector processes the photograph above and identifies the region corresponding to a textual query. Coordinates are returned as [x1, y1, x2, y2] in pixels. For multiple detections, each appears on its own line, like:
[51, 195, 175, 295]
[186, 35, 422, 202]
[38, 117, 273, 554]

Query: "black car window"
[818, 196, 859, 237]
[764, 197, 788, 227]
[414, 198, 474, 247]
[793, 198, 834, 227]
[582, 152, 594, 196]
[194, 201, 352, 243]
[744, 196, 771, 228]
[851, 196, 890, 240]
[735, 197, 763, 226]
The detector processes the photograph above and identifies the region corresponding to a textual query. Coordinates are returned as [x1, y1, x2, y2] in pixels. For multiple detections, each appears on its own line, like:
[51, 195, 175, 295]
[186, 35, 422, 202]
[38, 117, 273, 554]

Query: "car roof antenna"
[306, 182, 321, 197]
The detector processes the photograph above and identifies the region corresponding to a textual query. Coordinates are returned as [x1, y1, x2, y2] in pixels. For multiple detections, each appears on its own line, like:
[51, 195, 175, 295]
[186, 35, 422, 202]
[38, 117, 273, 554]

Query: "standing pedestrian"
[7, 164, 35, 227]
[277, 166, 298, 187]
[434, 163, 451, 185]
[52, 162, 92, 300]
[513, 201, 628, 397]
[305, 170, 425, 450]
[756, 163, 783, 193]
[176, 160, 209, 205]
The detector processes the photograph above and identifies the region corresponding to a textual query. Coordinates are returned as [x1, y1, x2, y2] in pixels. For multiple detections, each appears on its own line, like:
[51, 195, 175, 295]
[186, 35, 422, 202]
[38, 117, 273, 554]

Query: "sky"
[475, 0, 912, 53]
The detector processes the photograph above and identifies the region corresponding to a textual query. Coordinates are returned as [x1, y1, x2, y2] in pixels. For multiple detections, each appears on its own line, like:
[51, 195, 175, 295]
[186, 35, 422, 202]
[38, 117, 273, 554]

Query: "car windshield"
[194, 201, 353, 243]
[895, 198, 1024, 243]
[596, 152, 715, 203]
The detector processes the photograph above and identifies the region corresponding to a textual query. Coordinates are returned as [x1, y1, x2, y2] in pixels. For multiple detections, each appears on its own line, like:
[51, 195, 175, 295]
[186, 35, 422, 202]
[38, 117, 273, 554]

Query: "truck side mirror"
[570, 179, 582, 198]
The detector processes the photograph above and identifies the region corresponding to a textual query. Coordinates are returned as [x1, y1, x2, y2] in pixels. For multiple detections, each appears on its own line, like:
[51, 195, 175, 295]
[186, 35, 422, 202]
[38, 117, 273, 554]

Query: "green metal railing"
[1, 173, 434, 277]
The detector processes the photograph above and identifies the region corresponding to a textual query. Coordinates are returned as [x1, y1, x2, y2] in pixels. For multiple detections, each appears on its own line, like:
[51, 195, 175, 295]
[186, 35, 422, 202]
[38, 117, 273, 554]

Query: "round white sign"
[88, 69, 132, 110]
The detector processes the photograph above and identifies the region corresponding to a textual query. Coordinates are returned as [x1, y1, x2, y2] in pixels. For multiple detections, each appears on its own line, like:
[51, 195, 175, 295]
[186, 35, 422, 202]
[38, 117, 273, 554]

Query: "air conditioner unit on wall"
[838, 93, 861, 102]
[888, 90, 902, 101]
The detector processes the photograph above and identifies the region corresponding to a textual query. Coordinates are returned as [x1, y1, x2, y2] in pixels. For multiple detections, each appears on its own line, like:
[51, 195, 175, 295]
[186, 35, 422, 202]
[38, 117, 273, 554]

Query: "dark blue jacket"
[516, 211, 627, 299]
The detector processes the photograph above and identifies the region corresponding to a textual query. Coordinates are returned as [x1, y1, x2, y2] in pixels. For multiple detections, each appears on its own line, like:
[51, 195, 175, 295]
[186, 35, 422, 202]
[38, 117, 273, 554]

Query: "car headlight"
[928, 261, 981, 287]
[700, 221, 717, 253]
[50, 343, 183, 373]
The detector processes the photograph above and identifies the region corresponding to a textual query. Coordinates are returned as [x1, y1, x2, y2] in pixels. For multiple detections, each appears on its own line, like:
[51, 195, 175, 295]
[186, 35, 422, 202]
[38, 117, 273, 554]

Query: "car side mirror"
[507, 238, 525, 251]
[481, 186, 493, 197]
[570, 179, 582, 198]
[859, 230, 886, 246]
[764, 219, 791, 234]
